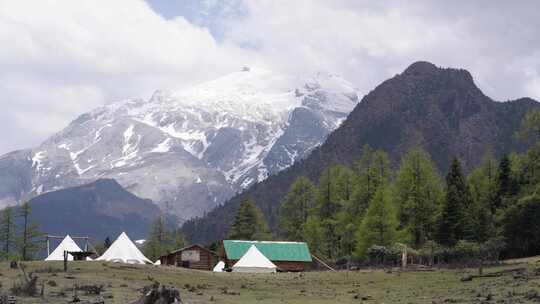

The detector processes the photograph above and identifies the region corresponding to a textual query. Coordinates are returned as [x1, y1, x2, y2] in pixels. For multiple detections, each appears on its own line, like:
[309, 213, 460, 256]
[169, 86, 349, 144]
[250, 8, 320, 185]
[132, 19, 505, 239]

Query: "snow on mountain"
[0, 67, 359, 221]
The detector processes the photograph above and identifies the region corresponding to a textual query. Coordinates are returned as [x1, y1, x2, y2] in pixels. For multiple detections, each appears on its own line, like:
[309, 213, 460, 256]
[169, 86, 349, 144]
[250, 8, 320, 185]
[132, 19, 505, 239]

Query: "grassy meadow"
[1, 259, 540, 303]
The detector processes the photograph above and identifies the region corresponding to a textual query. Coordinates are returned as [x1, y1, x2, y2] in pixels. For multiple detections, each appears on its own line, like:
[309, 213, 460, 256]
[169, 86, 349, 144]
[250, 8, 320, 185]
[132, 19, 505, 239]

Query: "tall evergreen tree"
[393, 148, 443, 248]
[17, 202, 42, 260]
[517, 110, 540, 142]
[0, 207, 15, 256]
[468, 153, 498, 242]
[502, 194, 540, 257]
[279, 176, 317, 241]
[350, 146, 391, 218]
[143, 216, 186, 261]
[516, 143, 540, 196]
[314, 165, 357, 259]
[143, 216, 168, 261]
[354, 187, 398, 258]
[494, 155, 518, 210]
[228, 200, 272, 241]
[436, 158, 474, 246]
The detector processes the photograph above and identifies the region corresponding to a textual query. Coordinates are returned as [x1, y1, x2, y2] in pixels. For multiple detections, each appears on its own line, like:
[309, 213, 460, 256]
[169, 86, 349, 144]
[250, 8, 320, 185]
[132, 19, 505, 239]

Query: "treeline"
[0, 202, 42, 261]
[228, 110, 540, 265]
[142, 216, 186, 262]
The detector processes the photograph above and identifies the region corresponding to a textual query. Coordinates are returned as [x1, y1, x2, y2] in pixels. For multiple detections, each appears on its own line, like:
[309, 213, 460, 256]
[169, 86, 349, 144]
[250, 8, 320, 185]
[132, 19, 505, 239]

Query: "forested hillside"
[27, 179, 160, 240]
[182, 62, 540, 245]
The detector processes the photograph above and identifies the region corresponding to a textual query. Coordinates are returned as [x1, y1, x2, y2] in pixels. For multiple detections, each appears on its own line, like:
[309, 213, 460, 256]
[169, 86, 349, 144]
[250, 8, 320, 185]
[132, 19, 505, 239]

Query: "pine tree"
[354, 187, 398, 258]
[143, 216, 186, 261]
[350, 147, 391, 218]
[17, 202, 42, 260]
[171, 229, 186, 250]
[520, 143, 540, 194]
[468, 154, 498, 242]
[228, 200, 272, 240]
[279, 176, 317, 241]
[143, 216, 168, 261]
[317, 165, 354, 218]
[493, 155, 519, 211]
[0, 207, 15, 256]
[394, 148, 443, 248]
[436, 158, 474, 246]
[302, 215, 325, 258]
[517, 110, 540, 142]
[315, 165, 357, 259]
[502, 194, 540, 257]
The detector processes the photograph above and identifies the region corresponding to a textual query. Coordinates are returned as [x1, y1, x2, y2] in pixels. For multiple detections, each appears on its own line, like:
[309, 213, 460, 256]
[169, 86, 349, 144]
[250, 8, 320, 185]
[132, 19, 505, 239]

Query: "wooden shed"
[220, 240, 313, 272]
[159, 244, 216, 271]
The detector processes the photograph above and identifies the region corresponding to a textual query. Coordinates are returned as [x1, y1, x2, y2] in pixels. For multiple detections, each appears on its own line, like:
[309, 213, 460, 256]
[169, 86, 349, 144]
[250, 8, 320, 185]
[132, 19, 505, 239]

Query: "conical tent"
[232, 245, 277, 273]
[213, 261, 225, 272]
[45, 235, 82, 261]
[96, 232, 151, 264]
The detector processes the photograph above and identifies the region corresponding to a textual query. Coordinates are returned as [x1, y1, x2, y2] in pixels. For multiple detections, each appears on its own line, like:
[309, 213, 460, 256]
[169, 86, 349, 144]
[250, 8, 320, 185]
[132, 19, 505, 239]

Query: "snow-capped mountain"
[0, 67, 358, 222]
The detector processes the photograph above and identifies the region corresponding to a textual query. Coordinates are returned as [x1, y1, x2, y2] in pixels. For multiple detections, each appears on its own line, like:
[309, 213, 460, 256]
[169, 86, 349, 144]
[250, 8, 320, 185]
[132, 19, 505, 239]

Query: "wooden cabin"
[159, 244, 216, 270]
[220, 240, 313, 272]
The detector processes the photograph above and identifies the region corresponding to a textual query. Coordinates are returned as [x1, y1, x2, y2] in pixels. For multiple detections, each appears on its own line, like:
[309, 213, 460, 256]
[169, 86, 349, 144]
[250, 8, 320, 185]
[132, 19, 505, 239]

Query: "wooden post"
[311, 255, 336, 272]
[63, 251, 68, 272]
[401, 250, 407, 268]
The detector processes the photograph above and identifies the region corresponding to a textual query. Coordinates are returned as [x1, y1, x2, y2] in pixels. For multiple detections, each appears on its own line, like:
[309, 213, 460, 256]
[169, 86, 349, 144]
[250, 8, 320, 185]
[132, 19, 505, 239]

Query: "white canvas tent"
[232, 245, 277, 273]
[213, 261, 225, 272]
[45, 235, 82, 261]
[96, 232, 152, 264]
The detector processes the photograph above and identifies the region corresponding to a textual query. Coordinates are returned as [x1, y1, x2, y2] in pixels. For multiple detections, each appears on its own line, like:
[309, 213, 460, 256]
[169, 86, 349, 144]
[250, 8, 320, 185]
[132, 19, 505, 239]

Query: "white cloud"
[0, 0, 252, 153]
[0, 0, 539, 154]
[225, 0, 540, 101]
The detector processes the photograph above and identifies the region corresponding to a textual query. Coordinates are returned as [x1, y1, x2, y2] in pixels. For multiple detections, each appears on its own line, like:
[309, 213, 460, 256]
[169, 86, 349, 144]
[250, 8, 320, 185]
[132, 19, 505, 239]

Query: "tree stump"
[129, 283, 182, 304]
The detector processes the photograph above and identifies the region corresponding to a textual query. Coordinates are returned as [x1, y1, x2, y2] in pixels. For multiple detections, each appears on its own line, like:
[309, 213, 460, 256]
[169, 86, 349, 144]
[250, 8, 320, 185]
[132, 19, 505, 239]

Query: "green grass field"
[1, 259, 540, 303]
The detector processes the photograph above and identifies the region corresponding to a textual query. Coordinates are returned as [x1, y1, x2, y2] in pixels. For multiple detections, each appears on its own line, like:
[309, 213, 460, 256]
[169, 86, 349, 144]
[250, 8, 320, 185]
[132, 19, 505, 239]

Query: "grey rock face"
[0, 68, 358, 222]
[0, 149, 33, 208]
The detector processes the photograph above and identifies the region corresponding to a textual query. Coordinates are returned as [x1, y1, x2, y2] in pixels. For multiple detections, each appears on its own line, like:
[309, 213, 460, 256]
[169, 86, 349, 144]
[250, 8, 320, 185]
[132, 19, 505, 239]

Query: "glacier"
[0, 67, 359, 222]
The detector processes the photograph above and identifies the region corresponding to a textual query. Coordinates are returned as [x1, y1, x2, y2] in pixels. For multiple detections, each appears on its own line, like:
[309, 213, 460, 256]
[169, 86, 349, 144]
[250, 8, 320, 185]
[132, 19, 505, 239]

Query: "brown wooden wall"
[275, 261, 312, 272]
[160, 245, 216, 271]
[225, 259, 311, 272]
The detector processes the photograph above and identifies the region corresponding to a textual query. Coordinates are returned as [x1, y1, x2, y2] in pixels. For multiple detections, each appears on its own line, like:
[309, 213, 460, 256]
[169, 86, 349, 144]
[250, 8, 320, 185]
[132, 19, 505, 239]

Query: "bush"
[365, 243, 414, 266]
[417, 238, 505, 266]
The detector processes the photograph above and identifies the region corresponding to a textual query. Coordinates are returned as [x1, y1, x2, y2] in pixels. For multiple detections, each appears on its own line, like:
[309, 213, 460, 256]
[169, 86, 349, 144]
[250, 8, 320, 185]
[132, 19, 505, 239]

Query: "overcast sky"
[0, 0, 539, 155]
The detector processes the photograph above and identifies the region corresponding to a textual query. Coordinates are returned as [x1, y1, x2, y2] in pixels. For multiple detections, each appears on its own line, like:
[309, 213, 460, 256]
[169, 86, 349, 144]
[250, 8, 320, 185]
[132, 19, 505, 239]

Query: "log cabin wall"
[225, 259, 311, 272]
[160, 245, 216, 270]
[274, 261, 312, 272]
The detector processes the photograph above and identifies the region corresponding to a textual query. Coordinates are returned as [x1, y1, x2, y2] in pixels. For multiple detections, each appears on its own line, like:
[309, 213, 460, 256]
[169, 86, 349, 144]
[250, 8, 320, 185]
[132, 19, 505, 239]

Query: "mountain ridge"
[181, 61, 540, 244]
[0, 68, 358, 222]
[26, 178, 161, 241]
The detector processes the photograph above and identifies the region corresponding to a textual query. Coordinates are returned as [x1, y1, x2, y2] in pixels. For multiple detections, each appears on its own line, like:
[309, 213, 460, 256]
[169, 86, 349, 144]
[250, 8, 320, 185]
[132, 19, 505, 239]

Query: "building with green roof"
[220, 240, 313, 272]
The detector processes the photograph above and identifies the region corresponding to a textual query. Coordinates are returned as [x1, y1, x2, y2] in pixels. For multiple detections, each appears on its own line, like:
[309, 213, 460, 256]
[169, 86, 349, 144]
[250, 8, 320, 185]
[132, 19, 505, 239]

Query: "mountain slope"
[182, 61, 540, 244]
[27, 178, 160, 240]
[0, 68, 358, 221]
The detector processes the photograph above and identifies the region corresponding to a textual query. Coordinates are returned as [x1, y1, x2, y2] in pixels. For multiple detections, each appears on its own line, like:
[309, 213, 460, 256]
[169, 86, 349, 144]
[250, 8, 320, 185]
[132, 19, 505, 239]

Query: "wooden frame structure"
[45, 234, 90, 257]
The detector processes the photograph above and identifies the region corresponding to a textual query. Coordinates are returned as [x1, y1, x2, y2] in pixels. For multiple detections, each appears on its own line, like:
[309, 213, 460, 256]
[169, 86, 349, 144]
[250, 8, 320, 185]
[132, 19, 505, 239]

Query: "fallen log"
[461, 267, 526, 282]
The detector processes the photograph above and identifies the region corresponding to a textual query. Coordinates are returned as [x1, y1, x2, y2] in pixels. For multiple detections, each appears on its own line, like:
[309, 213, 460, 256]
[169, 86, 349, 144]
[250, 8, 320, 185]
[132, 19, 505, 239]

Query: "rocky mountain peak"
[0, 69, 358, 222]
[182, 63, 540, 244]
[401, 61, 475, 86]
[403, 61, 439, 76]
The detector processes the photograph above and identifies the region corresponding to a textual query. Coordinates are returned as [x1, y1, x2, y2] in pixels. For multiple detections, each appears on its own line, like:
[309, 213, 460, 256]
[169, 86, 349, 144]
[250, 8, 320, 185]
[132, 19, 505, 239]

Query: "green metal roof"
[223, 240, 312, 262]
